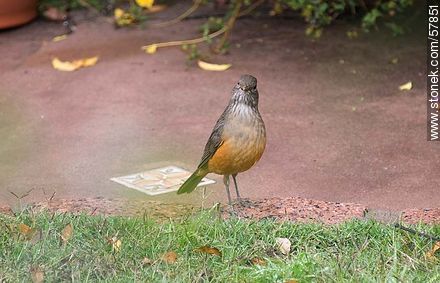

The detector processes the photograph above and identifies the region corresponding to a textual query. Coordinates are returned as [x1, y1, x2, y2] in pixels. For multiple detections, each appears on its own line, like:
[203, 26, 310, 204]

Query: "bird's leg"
[223, 175, 232, 206]
[232, 174, 241, 203]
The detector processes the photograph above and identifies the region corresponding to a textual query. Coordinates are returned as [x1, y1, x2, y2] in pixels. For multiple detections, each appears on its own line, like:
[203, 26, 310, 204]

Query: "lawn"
[0, 209, 439, 282]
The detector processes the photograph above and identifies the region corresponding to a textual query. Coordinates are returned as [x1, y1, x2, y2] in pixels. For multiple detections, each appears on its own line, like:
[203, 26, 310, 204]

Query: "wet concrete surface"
[0, 6, 437, 210]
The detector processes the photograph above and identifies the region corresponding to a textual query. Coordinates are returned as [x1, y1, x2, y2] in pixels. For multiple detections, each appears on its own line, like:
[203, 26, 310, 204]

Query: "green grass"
[0, 210, 439, 282]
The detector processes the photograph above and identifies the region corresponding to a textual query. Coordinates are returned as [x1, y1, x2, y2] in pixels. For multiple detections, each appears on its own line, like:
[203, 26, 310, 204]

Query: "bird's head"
[232, 74, 259, 107]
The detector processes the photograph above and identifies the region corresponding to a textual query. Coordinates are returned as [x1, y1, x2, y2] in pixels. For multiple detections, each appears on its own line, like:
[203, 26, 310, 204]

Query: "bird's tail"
[177, 169, 207, 194]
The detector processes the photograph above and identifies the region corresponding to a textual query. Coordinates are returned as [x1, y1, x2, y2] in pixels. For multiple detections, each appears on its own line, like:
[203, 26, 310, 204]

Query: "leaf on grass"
[52, 57, 99, 72]
[60, 223, 73, 245]
[114, 8, 135, 26]
[194, 245, 222, 257]
[136, 0, 154, 9]
[275, 237, 291, 255]
[142, 257, 153, 265]
[250, 257, 266, 266]
[285, 280, 298, 283]
[18, 223, 36, 240]
[52, 34, 68, 42]
[30, 265, 44, 283]
[161, 251, 178, 263]
[143, 44, 158, 54]
[399, 81, 412, 91]
[198, 60, 231, 71]
[426, 241, 440, 261]
[108, 236, 122, 253]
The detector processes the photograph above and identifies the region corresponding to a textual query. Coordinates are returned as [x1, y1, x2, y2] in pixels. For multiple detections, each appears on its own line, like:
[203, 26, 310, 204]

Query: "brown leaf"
[285, 280, 298, 283]
[60, 223, 73, 245]
[161, 251, 178, 263]
[108, 236, 122, 253]
[426, 241, 440, 261]
[250, 257, 266, 266]
[18, 223, 36, 240]
[30, 265, 44, 283]
[194, 246, 222, 257]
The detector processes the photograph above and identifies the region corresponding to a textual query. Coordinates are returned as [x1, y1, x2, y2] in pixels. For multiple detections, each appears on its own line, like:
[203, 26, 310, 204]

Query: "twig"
[238, 0, 265, 17]
[214, 0, 243, 53]
[150, 0, 203, 28]
[394, 223, 440, 242]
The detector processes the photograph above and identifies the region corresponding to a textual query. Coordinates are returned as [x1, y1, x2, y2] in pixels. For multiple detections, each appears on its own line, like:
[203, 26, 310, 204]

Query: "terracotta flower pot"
[0, 0, 37, 29]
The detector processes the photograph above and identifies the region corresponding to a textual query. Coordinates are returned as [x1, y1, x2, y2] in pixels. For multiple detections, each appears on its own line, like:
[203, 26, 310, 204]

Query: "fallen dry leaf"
[108, 236, 122, 253]
[194, 245, 222, 257]
[285, 280, 298, 283]
[146, 5, 167, 13]
[426, 241, 440, 261]
[275, 237, 291, 255]
[30, 265, 44, 283]
[399, 81, 412, 91]
[198, 60, 231, 71]
[390, 57, 399, 64]
[60, 223, 73, 245]
[136, 0, 154, 9]
[143, 44, 158, 54]
[250, 257, 266, 266]
[161, 251, 178, 263]
[52, 57, 99, 72]
[18, 223, 36, 240]
[52, 34, 68, 42]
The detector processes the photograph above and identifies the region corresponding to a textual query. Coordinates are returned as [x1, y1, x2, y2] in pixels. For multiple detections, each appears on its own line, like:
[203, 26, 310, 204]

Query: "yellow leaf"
[18, 223, 36, 240]
[399, 81, 412, 91]
[52, 34, 67, 42]
[197, 60, 231, 71]
[161, 251, 178, 263]
[60, 223, 73, 245]
[194, 245, 222, 256]
[275, 237, 291, 255]
[114, 8, 135, 26]
[426, 241, 440, 261]
[51, 57, 99, 72]
[82, 56, 99, 67]
[52, 57, 82, 71]
[107, 236, 122, 252]
[143, 44, 158, 54]
[136, 0, 154, 9]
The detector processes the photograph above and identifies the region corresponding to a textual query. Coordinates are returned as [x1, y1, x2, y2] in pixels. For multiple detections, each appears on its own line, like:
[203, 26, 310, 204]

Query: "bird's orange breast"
[207, 132, 266, 175]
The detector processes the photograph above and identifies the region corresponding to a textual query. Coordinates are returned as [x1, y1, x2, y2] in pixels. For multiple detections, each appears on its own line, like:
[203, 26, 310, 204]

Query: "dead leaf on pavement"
[52, 56, 98, 72]
[250, 257, 266, 266]
[161, 251, 178, 263]
[143, 44, 158, 54]
[275, 237, 291, 255]
[198, 60, 231, 71]
[399, 81, 412, 91]
[194, 245, 222, 257]
[60, 223, 73, 245]
[52, 34, 68, 42]
[30, 265, 44, 283]
[426, 241, 440, 261]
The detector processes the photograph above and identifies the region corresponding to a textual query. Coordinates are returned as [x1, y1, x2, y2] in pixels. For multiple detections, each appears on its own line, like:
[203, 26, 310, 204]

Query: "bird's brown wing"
[197, 109, 228, 169]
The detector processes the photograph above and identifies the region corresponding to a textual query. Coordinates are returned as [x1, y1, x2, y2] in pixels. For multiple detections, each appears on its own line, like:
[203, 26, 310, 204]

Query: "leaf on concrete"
[161, 251, 178, 263]
[143, 44, 158, 54]
[136, 0, 154, 9]
[198, 60, 231, 71]
[399, 81, 412, 91]
[60, 223, 73, 245]
[52, 34, 68, 42]
[52, 57, 99, 72]
[194, 245, 222, 257]
[275, 237, 291, 255]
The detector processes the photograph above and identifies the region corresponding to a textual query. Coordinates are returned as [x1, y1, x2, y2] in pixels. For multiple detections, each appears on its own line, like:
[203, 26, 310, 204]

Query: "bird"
[177, 74, 266, 205]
